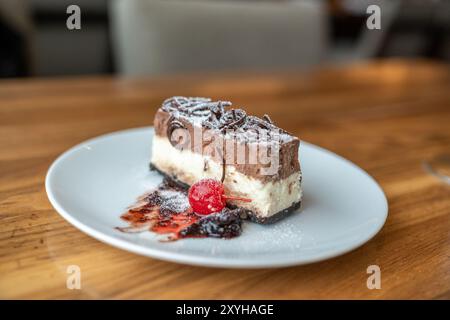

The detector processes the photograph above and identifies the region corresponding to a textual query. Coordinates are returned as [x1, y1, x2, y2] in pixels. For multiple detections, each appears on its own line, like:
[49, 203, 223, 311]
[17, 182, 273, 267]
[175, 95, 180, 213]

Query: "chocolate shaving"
[248, 116, 272, 130]
[218, 109, 247, 131]
[256, 122, 271, 130]
[263, 114, 273, 124]
[188, 103, 212, 116]
[163, 96, 232, 118]
[209, 102, 224, 122]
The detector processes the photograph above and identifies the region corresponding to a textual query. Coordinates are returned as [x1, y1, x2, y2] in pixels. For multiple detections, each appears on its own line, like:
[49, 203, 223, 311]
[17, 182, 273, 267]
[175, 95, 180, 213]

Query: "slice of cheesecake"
[150, 96, 302, 223]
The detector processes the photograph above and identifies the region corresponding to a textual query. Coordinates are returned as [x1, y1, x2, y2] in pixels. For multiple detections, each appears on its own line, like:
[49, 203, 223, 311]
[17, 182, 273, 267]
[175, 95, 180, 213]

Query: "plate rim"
[45, 126, 388, 268]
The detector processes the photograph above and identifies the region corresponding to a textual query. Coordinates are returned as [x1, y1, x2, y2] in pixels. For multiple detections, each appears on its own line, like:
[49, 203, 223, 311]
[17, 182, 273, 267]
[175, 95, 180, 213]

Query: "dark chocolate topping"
[216, 109, 247, 131]
[161, 96, 291, 142]
[162, 96, 231, 118]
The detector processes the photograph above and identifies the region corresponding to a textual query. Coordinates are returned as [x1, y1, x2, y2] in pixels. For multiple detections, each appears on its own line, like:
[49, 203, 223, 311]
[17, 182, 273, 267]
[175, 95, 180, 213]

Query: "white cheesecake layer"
[151, 135, 302, 218]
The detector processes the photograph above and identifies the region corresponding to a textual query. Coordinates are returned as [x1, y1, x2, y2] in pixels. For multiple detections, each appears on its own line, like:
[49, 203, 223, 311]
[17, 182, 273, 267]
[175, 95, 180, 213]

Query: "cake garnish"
[262, 114, 273, 124]
[116, 178, 247, 240]
[162, 96, 232, 118]
[188, 179, 251, 215]
[217, 109, 247, 131]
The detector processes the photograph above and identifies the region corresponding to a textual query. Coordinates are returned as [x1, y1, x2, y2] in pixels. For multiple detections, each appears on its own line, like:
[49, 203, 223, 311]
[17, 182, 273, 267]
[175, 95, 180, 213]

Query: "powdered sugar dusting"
[158, 189, 190, 213]
[161, 96, 296, 143]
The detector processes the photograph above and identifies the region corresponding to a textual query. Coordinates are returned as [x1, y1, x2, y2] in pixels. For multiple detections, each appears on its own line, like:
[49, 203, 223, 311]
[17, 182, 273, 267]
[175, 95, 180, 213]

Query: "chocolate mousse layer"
[152, 96, 300, 183]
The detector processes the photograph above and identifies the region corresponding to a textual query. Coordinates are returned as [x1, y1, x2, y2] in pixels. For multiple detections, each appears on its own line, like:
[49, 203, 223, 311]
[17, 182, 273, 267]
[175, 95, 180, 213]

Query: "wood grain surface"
[0, 59, 449, 299]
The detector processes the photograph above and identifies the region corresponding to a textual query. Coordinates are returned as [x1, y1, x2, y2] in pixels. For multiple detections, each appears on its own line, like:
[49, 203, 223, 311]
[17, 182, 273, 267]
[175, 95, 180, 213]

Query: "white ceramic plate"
[46, 127, 388, 268]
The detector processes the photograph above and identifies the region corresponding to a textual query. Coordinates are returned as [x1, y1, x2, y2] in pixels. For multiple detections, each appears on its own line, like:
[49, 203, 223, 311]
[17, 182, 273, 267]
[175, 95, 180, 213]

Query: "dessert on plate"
[118, 96, 302, 240]
[151, 96, 302, 222]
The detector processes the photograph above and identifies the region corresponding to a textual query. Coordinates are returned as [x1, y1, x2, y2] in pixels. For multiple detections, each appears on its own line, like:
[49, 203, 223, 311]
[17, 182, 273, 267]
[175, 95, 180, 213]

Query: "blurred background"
[0, 0, 449, 78]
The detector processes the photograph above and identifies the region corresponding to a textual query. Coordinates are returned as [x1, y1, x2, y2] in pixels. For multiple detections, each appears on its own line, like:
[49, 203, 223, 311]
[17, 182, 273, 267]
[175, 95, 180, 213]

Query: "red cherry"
[188, 179, 252, 215]
[188, 179, 225, 215]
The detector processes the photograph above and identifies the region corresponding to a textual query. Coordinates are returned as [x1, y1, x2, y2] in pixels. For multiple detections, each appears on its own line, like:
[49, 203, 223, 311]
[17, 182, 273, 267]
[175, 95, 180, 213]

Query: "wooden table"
[1, 59, 449, 299]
